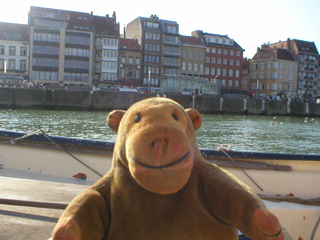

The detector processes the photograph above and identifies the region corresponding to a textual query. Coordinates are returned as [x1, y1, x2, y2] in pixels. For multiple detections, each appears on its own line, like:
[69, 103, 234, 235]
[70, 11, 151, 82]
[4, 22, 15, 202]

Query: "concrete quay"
[0, 88, 319, 116]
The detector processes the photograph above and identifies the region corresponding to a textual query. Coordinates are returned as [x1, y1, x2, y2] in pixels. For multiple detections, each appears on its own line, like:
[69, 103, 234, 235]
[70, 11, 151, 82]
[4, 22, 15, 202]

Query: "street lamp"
[148, 69, 151, 94]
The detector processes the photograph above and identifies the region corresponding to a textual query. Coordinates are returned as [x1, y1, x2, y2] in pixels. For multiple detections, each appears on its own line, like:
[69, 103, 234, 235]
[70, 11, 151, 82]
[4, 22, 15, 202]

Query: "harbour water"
[0, 109, 319, 155]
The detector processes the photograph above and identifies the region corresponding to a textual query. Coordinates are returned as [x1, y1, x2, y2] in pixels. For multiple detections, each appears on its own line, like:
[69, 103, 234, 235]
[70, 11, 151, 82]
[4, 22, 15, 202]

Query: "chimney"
[123, 25, 126, 39]
[287, 38, 291, 51]
[91, 11, 93, 16]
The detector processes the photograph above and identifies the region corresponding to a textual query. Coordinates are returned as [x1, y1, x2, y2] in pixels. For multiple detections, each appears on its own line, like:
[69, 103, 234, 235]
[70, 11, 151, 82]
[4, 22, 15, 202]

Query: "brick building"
[192, 30, 244, 93]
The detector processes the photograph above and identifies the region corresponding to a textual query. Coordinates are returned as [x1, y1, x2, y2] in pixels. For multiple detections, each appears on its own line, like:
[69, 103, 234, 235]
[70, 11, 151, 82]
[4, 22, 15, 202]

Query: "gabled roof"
[120, 38, 141, 51]
[180, 35, 206, 48]
[0, 22, 28, 41]
[252, 47, 296, 61]
[92, 15, 119, 36]
[194, 30, 244, 50]
[293, 39, 318, 55]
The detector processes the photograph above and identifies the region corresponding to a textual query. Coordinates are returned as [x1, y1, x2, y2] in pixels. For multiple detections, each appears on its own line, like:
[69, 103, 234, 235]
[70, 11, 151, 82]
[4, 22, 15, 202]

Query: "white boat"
[0, 129, 319, 240]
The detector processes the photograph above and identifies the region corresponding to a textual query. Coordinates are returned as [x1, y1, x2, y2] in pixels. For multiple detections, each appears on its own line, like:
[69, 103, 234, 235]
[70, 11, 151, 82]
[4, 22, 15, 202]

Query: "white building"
[0, 22, 29, 85]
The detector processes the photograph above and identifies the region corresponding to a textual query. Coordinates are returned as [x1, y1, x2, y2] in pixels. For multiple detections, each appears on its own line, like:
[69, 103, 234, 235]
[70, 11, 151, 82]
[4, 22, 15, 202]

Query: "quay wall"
[0, 88, 319, 117]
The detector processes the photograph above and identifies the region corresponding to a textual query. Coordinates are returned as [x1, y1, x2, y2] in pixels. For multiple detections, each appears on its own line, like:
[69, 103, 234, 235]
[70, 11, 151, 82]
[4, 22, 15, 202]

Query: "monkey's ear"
[185, 108, 202, 131]
[107, 110, 126, 133]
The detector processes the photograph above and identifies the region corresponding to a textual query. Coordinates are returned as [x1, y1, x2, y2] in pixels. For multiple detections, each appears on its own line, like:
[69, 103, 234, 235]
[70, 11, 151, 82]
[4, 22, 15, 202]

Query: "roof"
[120, 38, 141, 51]
[0, 22, 28, 41]
[194, 30, 244, 50]
[180, 35, 206, 48]
[30, 6, 119, 36]
[252, 47, 296, 61]
[293, 39, 319, 55]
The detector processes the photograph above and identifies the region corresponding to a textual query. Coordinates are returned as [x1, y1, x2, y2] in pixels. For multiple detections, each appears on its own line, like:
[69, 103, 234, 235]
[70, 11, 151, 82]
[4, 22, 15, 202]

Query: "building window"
[211, 67, 215, 75]
[9, 59, 16, 70]
[182, 62, 186, 70]
[128, 57, 133, 64]
[195, 51, 199, 59]
[200, 64, 204, 73]
[289, 64, 294, 71]
[211, 48, 216, 53]
[235, 81, 239, 88]
[217, 58, 221, 64]
[289, 74, 293, 81]
[236, 60, 240, 66]
[136, 58, 140, 65]
[259, 72, 264, 79]
[146, 22, 159, 29]
[221, 79, 226, 86]
[183, 50, 187, 59]
[229, 69, 233, 77]
[235, 70, 240, 78]
[230, 50, 234, 56]
[167, 25, 177, 34]
[223, 49, 228, 55]
[236, 51, 240, 56]
[217, 49, 222, 54]
[223, 58, 227, 65]
[121, 57, 126, 64]
[0, 45, 4, 55]
[194, 63, 198, 72]
[260, 63, 264, 69]
[230, 59, 234, 65]
[272, 72, 278, 79]
[206, 57, 210, 63]
[272, 62, 278, 69]
[20, 47, 27, 56]
[252, 64, 257, 70]
[20, 60, 27, 71]
[9, 46, 16, 56]
[135, 70, 140, 79]
[216, 68, 221, 76]
[222, 68, 226, 77]
[121, 69, 125, 78]
[228, 80, 232, 87]
[188, 51, 193, 59]
[212, 57, 216, 63]
[188, 63, 192, 71]
[205, 67, 209, 75]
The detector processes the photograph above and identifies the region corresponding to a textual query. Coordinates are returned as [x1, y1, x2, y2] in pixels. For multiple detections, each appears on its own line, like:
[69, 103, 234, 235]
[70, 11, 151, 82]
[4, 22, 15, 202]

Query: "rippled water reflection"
[0, 109, 319, 155]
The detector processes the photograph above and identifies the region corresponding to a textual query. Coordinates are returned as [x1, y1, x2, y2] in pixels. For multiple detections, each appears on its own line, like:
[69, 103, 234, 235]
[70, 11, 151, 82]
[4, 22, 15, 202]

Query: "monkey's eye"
[172, 113, 179, 121]
[135, 114, 141, 122]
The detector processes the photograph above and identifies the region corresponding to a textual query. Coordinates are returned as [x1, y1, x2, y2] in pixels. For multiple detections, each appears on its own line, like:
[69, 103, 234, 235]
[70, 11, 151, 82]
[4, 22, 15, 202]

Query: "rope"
[1, 128, 103, 178]
[38, 129, 103, 178]
[310, 213, 320, 240]
[219, 147, 264, 191]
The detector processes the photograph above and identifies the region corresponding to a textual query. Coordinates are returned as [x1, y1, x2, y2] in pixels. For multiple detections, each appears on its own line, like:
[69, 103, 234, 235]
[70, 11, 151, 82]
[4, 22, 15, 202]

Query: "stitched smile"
[131, 152, 190, 169]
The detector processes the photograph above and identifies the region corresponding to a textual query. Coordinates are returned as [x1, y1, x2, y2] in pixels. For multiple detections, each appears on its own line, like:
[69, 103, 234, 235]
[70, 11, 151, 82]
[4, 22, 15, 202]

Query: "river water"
[0, 109, 319, 155]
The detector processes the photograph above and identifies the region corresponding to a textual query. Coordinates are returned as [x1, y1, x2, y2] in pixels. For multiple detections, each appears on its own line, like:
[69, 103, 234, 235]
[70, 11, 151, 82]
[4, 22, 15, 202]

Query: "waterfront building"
[160, 76, 219, 95]
[191, 30, 244, 93]
[250, 46, 298, 97]
[125, 15, 180, 88]
[28, 6, 119, 87]
[118, 38, 142, 88]
[180, 35, 206, 78]
[241, 58, 250, 91]
[93, 12, 120, 87]
[0, 22, 29, 85]
[268, 38, 319, 98]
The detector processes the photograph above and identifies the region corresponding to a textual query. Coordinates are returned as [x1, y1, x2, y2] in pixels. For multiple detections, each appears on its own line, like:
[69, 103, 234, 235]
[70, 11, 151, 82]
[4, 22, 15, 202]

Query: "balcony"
[163, 51, 180, 57]
[162, 62, 180, 68]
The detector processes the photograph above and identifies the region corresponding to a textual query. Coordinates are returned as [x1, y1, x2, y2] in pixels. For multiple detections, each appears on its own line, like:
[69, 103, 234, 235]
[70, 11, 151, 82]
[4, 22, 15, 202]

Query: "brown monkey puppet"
[52, 97, 284, 240]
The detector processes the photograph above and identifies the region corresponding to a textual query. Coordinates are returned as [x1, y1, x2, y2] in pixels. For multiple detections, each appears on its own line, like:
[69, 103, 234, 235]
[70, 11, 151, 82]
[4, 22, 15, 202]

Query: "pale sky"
[1, 0, 319, 59]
